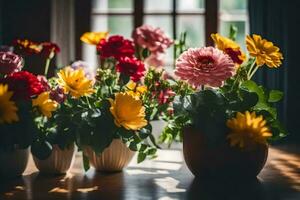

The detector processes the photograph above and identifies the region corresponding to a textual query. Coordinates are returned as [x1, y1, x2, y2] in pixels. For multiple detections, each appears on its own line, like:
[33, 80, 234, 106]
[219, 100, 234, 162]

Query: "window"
[83, 0, 248, 67]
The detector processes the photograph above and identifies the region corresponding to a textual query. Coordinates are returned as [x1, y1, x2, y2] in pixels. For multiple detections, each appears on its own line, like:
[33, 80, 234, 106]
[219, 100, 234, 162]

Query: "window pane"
[145, 0, 172, 12]
[177, 16, 205, 47]
[92, 15, 133, 38]
[220, 21, 246, 50]
[177, 0, 204, 12]
[92, 0, 133, 12]
[220, 0, 247, 11]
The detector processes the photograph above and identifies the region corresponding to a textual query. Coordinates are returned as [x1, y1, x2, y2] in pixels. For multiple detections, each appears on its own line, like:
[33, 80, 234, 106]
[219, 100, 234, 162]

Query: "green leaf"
[268, 90, 283, 103]
[137, 152, 146, 163]
[83, 153, 90, 172]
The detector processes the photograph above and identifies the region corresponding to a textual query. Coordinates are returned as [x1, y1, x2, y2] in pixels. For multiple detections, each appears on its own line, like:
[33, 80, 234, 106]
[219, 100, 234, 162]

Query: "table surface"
[0, 145, 299, 200]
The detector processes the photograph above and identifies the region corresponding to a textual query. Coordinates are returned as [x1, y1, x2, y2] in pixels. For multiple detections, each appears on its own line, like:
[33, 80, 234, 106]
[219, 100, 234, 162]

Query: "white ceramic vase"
[33, 144, 75, 174]
[84, 139, 135, 172]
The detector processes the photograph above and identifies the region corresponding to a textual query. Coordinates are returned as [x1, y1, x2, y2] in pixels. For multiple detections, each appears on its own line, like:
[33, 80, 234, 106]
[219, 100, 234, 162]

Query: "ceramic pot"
[84, 139, 135, 172]
[33, 144, 75, 174]
[0, 147, 29, 178]
[183, 127, 268, 179]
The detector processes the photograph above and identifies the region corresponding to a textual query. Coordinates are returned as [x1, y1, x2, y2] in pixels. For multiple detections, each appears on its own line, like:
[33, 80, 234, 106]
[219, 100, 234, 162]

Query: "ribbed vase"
[84, 139, 135, 172]
[0, 147, 29, 178]
[33, 144, 75, 174]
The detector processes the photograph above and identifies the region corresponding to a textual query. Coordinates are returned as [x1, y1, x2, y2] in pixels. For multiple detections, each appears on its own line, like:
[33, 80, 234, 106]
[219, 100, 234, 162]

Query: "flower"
[71, 60, 96, 80]
[211, 33, 246, 65]
[1, 71, 46, 101]
[0, 84, 18, 124]
[226, 111, 272, 149]
[57, 67, 95, 98]
[116, 57, 146, 82]
[157, 89, 175, 105]
[32, 91, 58, 118]
[175, 47, 235, 88]
[126, 81, 147, 98]
[41, 42, 60, 58]
[50, 87, 67, 104]
[145, 52, 165, 68]
[132, 24, 173, 53]
[13, 39, 42, 55]
[37, 75, 50, 91]
[96, 35, 135, 59]
[109, 92, 147, 130]
[246, 34, 283, 68]
[0, 51, 23, 75]
[80, 32, 109, 45]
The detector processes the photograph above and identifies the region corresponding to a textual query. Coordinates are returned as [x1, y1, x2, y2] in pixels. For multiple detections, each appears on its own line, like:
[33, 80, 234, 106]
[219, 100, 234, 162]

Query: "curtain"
[249, 0, 300, 142]
[51, 0, 75, 67]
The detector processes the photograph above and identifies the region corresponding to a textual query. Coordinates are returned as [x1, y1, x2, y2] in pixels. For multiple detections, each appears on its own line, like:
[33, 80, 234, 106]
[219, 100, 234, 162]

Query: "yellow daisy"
[32, 92, 58, 118]
[226, 111, 272, 149]
[57, 67, 95, 98]
[109, 92, 147, 131]
[246, 34, 283, 68]
[211, 33, 246, 65]
[80, 32, 109, 45]
[0, 84, 19, 124]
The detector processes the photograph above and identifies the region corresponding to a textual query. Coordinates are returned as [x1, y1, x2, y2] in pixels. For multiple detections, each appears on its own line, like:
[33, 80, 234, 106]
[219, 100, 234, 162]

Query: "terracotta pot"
[183, 127, 268, 179]
[33, 144, 75, 174]
[84, 139, 135, 172]
[0, 147, 29, 178]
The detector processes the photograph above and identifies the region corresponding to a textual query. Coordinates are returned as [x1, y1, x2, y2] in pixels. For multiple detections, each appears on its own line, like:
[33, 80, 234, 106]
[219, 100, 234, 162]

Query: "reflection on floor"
[0, 145, 299, 200]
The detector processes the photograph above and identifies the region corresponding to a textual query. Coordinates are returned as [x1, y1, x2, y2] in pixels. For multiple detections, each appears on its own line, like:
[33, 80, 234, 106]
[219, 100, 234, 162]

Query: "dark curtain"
[249, 0, 300, 143]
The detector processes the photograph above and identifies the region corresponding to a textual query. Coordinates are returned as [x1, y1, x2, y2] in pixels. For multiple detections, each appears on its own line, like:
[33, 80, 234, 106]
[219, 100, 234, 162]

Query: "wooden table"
[0, 145, 299, 200]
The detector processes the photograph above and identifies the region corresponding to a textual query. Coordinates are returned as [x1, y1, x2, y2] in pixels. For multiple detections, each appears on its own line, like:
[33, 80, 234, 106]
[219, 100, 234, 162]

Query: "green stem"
[249, 65, 259, 80]
[44, 57, 52, 77]
[85, 96, 92, 109]
[247, 58, 256, 80]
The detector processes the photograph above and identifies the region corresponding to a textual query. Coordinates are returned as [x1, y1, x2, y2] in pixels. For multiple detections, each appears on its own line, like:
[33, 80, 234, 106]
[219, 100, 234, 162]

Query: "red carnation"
[1, 71, 46, 101]
[96, 35, 135, 59]
[41, 42, 60, 58]
[116, 57, 145, 82]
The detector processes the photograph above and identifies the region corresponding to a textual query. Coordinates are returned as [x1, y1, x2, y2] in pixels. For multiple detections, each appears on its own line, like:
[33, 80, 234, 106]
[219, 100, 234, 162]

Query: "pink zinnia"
[132, 25, 173, 53]
[175, 47, 235, 88]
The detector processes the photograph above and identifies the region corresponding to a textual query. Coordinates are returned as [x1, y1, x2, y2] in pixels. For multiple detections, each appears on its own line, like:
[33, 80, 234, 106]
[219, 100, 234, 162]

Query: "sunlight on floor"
[268, 148, 300, 191]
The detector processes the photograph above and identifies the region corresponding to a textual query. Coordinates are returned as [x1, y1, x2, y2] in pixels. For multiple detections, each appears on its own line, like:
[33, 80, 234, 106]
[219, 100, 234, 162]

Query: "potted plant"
[30, 62, 96, 174]
[160, 31, 287, 178]
[0, 51, 47, 178]
[76, 27, 181, 172]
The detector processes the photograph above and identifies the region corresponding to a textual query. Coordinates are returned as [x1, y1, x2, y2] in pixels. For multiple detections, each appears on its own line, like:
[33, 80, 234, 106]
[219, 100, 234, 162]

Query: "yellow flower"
[226, 111, 272, 149]
[126, 81, 147, 98]
[109, 92, 147, 130]
[211, 33, 246, 65]
[57, 67, 95, 98]
[80, 32, 109, 45]
[246, 34, 283, 68]
[0, 84, 19, 124]
[32, 92, 58, 118]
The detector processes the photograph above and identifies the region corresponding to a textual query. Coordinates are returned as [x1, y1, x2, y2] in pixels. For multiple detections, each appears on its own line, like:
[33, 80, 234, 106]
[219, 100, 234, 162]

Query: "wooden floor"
[0, 145, 299, 200]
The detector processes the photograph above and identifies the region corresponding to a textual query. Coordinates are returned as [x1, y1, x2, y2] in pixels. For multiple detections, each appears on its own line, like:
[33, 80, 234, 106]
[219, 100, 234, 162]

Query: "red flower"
[224, 48, 244, 65]
[116, 57, 145, 82]
[41, 42, 60, 58]
[1, 71, 46, 101]
[96, 35, 135, 59]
